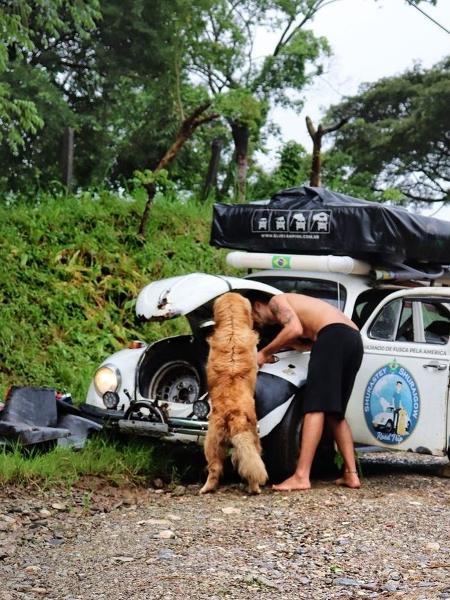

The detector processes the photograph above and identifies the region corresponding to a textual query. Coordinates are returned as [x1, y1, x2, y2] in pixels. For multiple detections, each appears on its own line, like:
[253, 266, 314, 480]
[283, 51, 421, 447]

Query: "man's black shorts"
[302, 323, 363, 418]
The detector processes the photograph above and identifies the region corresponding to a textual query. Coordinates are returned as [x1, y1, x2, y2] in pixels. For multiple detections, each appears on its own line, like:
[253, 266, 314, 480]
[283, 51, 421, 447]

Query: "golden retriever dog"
[200, 292, 268, 494]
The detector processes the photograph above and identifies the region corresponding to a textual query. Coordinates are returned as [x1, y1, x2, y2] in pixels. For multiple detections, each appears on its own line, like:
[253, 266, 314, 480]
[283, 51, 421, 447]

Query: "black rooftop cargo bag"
[210, 186, 450, 266]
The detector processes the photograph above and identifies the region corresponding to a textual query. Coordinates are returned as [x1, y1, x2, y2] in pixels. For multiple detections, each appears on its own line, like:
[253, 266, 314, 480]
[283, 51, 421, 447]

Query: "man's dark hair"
[244, 290, 273, 305]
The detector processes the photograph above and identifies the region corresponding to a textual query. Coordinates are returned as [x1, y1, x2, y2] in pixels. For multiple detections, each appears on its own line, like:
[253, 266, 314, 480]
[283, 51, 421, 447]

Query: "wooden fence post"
[61, 126, 74, 191]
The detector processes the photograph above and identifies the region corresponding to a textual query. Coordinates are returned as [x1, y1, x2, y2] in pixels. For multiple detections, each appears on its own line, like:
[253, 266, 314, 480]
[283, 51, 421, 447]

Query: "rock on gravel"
[0, 456, 449, 600]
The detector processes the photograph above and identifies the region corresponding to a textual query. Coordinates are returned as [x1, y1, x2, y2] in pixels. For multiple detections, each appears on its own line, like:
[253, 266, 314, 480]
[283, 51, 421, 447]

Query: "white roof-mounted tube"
[226, 251, 371, 275]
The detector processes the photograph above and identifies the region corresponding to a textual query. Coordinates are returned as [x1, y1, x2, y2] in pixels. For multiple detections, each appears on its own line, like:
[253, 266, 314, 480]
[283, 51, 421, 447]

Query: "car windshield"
[245, 276, 347, 310]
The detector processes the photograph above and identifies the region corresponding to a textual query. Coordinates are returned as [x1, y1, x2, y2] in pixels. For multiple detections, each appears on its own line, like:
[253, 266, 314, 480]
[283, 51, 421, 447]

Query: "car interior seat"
[424, 320, 450, 344]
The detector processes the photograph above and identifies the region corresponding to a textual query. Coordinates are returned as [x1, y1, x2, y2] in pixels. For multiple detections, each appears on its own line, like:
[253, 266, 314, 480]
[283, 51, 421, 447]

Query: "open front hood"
[136, 272, 280, 321]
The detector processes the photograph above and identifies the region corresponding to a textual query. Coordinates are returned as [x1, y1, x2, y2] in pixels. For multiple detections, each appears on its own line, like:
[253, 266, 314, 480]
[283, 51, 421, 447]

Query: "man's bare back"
[273, 293, 357, 341]
[252, 293, 358, 366]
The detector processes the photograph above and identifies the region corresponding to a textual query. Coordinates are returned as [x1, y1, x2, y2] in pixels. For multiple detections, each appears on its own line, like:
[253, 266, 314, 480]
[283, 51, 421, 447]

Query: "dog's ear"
[240, 296, 254, 327]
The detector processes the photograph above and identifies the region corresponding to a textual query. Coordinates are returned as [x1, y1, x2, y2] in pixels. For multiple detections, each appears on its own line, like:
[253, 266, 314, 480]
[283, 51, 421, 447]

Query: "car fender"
[256, 350, 308, 437]
[85, 346, 147, 411]
[258, 395, 296, 438]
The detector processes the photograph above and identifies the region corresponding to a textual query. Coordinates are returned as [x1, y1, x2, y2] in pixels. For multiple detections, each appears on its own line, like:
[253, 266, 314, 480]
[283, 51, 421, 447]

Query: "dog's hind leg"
[200, 423, 227, 494]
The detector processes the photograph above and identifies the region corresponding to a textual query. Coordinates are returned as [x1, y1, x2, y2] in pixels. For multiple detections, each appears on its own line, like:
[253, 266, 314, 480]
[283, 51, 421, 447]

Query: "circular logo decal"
[364, 359, 420, 445]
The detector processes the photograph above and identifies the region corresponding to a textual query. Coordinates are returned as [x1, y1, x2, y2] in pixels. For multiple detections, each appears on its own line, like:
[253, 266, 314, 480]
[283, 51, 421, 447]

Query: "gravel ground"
[1, 454, 450, 600]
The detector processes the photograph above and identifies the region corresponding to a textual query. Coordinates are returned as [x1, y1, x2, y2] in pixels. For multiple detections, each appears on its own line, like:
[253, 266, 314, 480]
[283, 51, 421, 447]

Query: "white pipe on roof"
[226, 251, 371, 275]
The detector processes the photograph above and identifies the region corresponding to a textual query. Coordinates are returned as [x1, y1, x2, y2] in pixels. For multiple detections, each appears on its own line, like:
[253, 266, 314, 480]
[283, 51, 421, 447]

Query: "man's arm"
[257, 295, 303, 366]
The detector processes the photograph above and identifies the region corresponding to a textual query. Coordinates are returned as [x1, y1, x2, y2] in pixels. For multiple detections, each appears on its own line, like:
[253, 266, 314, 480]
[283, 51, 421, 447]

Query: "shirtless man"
[250, 292, 363, 491]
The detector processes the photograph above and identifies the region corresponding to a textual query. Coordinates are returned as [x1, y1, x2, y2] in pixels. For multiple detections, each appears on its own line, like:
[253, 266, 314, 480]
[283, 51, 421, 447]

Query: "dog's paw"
[199, 483, 217, 495]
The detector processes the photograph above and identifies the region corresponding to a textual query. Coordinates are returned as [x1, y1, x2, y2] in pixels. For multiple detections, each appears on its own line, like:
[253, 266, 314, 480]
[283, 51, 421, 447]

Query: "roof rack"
[226, 251, 449, 283]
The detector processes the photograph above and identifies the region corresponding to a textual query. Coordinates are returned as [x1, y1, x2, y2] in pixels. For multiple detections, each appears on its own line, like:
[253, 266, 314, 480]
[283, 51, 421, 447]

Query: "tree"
[138, 101, 219, 236]
[0, 0, 210, 191]
[73, 0, 210, 185]
[305, 116, 347, 186]
[1, 0, 440, 195]
[0, 0, 99, 155]
[249, 140, 377, 201]
[249, 140, 309, 199]
[186, 0, 439, 202]
[186, 0, 330, 202]
[324, 58, 450, 203]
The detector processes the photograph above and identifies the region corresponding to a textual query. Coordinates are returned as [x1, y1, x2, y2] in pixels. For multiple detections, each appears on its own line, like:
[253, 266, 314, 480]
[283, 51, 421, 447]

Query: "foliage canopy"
[0, 0, 447, 202]
[325, 57, 450, 203]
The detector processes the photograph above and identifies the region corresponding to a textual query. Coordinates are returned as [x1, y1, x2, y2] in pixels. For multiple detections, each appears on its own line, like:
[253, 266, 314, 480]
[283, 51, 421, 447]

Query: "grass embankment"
[0, 436, 206, 487]
[0, 190, 230, 400]
[0, 190, 231, 485]
[0, 437, 154, 487]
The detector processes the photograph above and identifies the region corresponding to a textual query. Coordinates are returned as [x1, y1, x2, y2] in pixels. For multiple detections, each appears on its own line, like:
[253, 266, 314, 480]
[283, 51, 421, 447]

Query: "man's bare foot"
[272, 473, 311, 491]
[335, 471, 361, 489]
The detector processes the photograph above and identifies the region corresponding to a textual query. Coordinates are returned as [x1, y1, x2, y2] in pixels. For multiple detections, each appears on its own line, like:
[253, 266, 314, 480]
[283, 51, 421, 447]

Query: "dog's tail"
[231, 431, 268, 486]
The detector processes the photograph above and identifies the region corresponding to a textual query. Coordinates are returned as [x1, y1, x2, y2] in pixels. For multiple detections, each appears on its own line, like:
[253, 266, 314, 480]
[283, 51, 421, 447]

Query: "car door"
[347, 288, 450, 455]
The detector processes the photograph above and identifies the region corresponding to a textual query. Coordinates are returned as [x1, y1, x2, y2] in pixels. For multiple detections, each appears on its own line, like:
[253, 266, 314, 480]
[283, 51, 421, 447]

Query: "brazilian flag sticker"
[272, 255, 291, 269]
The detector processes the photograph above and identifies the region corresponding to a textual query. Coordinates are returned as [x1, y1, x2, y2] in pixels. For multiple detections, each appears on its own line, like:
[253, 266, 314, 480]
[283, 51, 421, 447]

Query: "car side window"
[422, 302, 450, 345]
[369, 299, 402, 341]
[369, 298, 450, 345]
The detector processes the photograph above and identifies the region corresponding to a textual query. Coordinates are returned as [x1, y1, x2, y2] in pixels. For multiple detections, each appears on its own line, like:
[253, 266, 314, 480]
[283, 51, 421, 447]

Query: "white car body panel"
[259, 349, 309, 387]
[88, 274, 283, 414]
[136, 272, 281, 320]
[129, 346, 308, 423]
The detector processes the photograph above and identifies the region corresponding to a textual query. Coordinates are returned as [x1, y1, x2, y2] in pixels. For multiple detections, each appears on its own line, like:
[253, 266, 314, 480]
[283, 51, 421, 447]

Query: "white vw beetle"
[81, 252, 450, 482]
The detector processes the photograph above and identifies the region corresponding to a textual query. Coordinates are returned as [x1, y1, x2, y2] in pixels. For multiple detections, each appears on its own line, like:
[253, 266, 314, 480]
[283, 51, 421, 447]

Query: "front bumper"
[80, 403, 208, 441]
[79, 403, 125, 424]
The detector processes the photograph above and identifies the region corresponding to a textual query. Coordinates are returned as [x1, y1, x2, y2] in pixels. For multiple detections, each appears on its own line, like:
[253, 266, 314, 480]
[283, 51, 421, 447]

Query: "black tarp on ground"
[210, 186, 450, 266]
[0, 386, 102, 448]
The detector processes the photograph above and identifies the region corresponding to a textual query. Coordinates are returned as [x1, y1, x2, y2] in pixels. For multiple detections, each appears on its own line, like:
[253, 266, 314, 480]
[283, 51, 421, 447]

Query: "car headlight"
[94, 364, 121, 396]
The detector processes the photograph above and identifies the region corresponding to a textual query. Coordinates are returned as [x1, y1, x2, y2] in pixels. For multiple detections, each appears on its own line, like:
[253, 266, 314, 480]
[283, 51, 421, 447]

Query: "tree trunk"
[310, 126, 322, 187]
[138, 131, 192, 237]
[306, 116, 348, 188]
[230, 121, 250, 203]
[201, 138, 223, 202]
[138, 103, 218, 237]
[138, 182, 157, 238]
[306, 117, 323, 187]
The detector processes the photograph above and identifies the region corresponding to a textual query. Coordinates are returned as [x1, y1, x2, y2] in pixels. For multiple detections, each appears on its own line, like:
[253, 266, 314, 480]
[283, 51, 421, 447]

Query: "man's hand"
[257, 350, 279, 367]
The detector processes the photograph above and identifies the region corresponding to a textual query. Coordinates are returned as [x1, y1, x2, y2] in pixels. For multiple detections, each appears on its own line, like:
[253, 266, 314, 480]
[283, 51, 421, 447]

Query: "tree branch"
[306, 116, 316, 139]
[273, 17, 295, 57]
[322, 118, 349, 135]
[273, 0, 343, 56]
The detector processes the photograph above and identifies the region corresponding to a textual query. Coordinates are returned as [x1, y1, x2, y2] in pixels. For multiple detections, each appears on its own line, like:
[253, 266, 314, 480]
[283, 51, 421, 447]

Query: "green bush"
[0, 190, 231, 401]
